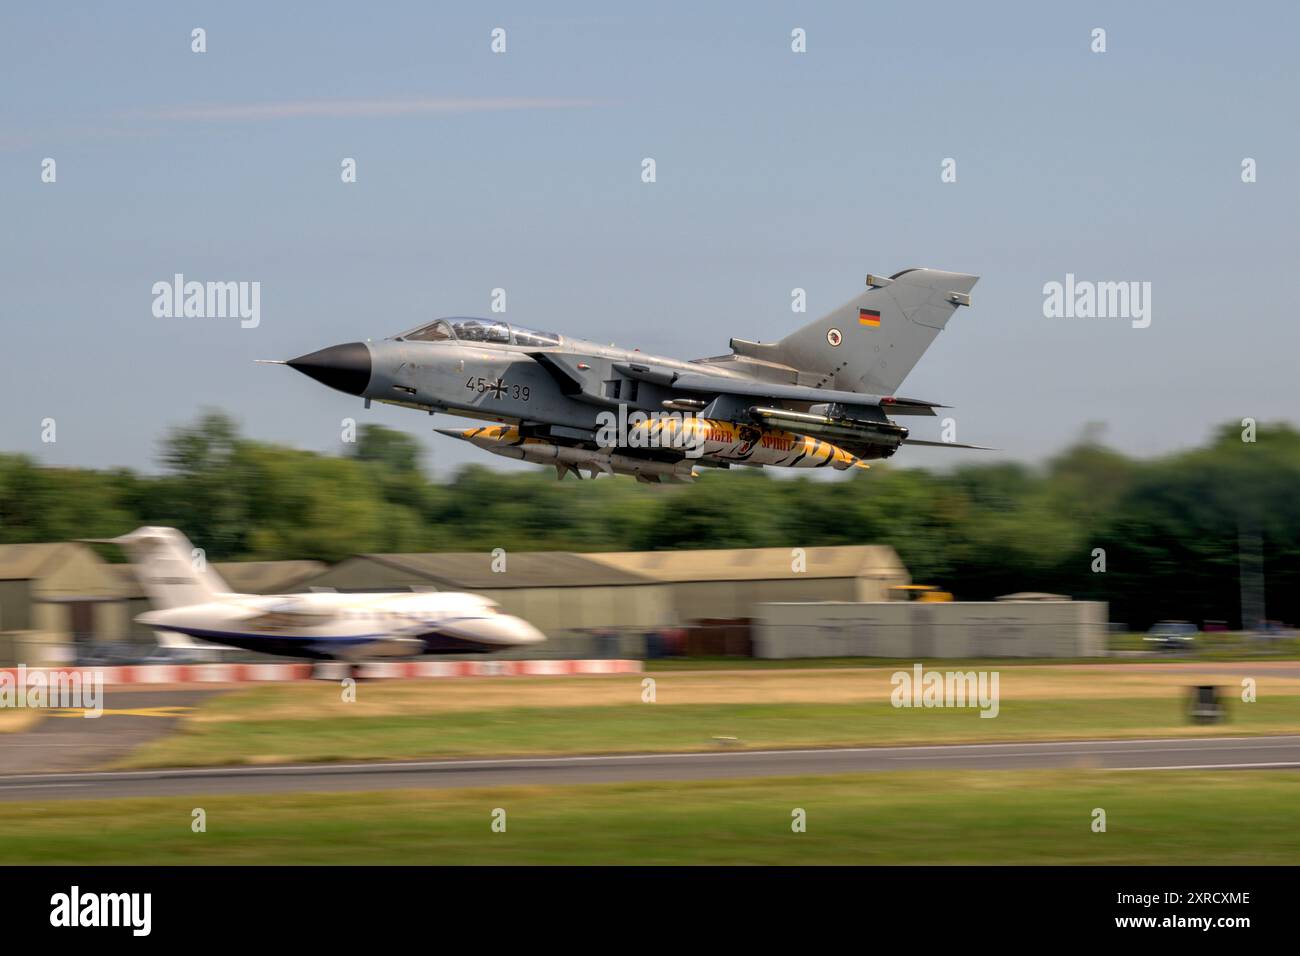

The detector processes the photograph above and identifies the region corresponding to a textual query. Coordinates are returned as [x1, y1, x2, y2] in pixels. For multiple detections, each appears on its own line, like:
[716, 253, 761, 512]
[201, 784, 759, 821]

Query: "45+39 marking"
[466, 377, 530, 401]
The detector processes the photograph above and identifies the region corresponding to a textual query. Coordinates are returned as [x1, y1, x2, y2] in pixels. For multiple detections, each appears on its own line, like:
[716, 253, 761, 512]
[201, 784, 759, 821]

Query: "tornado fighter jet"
[271, 268, 987, 482]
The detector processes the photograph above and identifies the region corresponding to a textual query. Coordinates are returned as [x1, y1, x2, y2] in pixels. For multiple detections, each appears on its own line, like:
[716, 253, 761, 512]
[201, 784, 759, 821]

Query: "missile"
[436, 426, 700, 481]
[748, 406, 909, 449]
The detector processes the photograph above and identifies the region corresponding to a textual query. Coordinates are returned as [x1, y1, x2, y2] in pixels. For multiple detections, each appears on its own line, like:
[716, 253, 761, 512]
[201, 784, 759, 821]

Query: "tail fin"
[111, 526, 232, 608]
[767, 268, 979, 395]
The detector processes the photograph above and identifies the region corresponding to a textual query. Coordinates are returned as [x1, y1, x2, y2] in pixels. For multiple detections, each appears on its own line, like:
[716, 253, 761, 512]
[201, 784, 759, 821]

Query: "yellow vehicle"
[889, 584, 954, 603]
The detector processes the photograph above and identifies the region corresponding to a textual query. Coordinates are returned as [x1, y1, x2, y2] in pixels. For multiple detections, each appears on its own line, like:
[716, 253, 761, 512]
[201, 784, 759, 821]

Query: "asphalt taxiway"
[1, 734, 1297, 801]
[0, 689, 219, 774]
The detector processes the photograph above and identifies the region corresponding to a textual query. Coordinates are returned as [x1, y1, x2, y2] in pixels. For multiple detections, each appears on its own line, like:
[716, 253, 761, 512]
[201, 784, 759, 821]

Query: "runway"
[1, 734, 1298, 801]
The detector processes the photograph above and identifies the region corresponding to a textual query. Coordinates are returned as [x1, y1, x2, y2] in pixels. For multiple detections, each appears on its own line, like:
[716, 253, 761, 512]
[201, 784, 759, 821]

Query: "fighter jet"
[272, 268, 987, 482]
[107, 527, 545, 661]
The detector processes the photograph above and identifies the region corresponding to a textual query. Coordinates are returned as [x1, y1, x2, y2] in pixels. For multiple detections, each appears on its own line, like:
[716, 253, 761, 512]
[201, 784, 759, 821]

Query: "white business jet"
[108, 527, 545, 661]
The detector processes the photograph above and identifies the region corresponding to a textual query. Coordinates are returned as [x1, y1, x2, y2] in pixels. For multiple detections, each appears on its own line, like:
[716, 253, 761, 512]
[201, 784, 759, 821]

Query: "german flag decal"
[858, 307, 881, 328]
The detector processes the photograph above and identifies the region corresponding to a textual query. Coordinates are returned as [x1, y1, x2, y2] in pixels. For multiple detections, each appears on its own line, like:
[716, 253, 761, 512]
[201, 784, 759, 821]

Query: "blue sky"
[2, 1, 1297, 475]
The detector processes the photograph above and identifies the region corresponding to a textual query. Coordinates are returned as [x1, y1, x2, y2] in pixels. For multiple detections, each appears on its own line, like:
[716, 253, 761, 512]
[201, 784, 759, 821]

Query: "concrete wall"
[754, 601, 1108, 659]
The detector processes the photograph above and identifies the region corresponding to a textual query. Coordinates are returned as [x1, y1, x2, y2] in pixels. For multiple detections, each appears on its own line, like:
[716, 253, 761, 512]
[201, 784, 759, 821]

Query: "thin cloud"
[0, 97, 603, 152]
[139, 96, 604, 122]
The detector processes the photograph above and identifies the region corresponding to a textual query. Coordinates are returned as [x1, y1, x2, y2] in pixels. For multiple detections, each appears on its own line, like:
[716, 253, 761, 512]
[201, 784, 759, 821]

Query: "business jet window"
[403, 320, 454, 342]
[512, 326, 561, 347]
[451, 318, 510, 343]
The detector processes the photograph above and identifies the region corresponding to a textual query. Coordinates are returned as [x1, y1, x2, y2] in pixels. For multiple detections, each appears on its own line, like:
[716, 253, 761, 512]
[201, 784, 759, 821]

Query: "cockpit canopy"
[396, 317, 561, 348]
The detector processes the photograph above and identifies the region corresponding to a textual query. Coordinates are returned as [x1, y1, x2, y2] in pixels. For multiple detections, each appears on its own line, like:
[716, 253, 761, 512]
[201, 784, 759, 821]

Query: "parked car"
[1143, 620, 1198, 651]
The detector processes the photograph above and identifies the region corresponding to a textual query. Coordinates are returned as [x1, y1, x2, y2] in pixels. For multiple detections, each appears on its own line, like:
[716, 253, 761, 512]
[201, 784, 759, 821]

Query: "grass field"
[2, 769, 1297, 864]
[112, 664, 1300, 768]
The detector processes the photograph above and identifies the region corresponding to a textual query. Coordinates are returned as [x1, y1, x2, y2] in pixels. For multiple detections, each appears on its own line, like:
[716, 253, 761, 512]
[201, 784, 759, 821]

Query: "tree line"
[1, 412, 1296, 629]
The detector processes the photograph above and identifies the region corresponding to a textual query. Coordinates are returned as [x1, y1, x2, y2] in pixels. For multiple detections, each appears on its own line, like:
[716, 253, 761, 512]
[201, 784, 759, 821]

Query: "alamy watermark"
[890, 663, 1000, 718]
[0, 665, 103, 717]
[1042, 273, 1151, 329]
[152, 273, 261, 328]
[595, 405, 705, 458]
[50, 886, 150, 936]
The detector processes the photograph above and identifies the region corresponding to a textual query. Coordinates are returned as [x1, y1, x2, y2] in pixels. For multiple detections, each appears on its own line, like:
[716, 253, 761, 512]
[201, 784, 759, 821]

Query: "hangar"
[0, 542, 126, 665]
[301, 551, 670, 657]
[583, 545, 910, 623]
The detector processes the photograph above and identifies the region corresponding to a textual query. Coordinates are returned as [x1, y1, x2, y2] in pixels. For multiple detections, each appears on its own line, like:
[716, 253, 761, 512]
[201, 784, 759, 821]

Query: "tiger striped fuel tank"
[629, 417, 870, 471]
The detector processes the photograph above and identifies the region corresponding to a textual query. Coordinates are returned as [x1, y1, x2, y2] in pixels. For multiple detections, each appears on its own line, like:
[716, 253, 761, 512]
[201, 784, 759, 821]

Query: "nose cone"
[287, 342, 371, 396]
[450, 615, 547, 648]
